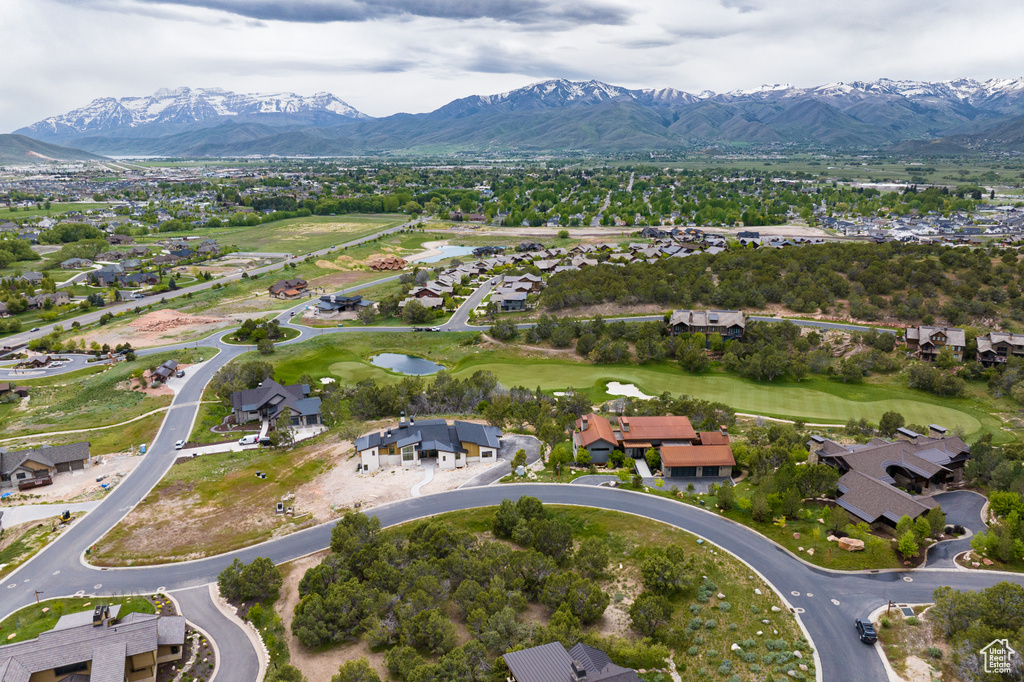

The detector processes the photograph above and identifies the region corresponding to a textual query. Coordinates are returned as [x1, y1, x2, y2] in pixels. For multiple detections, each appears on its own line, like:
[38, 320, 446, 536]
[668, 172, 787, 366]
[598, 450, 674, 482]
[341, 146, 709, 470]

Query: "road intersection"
[0, 226, 1013, 681]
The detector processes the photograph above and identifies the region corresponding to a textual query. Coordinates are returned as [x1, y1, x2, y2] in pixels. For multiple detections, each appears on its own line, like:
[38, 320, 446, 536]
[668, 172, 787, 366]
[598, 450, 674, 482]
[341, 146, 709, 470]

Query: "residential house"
[27, 292, 71, 309]
[503, 642, 639, 682]
[0, 442, 91, 489]
[150, 359, 178, 384]
[370, 256, 407, 271]
[152, 254, 181, 266]
[501, 274, 544, 293]
[472, 245, 505, 257]
[97, 250, 127, 262]
[355, 416, 501, 472]
[517, 241, 544, 252]
[808, 427, 971, 526]
[0, 302, 7, 317]
[316, 294, 372, 313]
[0, 604, 185, 681]
[268, 278, 309, 299]
[573, 414, 735, 478]
[399, 296, 444, 310]
[127, 245, 152, 258]
[60, 257, 93, 269]
[18, 271, 43, 284]
[18, 356, 52, 369]
[0, 383, 28, 399]
[668, 310, 745, 339]
[106, 233, 135, 245]
[229, 379, 322, 427]
[492, 290, 527, 311]
[904, 325, 965, 362]
[976, 331, 1024, 367]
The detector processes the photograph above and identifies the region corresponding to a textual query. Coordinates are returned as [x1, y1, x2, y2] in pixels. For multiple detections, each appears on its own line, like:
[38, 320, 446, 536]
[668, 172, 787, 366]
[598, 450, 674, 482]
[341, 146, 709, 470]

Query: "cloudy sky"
[3, 0, 1024, 131]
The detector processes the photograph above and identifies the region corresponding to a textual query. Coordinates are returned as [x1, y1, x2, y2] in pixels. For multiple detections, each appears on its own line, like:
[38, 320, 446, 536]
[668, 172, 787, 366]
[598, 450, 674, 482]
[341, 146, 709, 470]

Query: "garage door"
[56, 462, 72, 473]
[671, 466, 697, 477]
[70, 460, 85, 470]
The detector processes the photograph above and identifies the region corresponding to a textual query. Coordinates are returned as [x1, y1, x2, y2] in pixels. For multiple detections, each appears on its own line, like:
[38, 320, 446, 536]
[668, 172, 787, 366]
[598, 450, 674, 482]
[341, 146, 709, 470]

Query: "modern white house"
[355, 416, 501, 472]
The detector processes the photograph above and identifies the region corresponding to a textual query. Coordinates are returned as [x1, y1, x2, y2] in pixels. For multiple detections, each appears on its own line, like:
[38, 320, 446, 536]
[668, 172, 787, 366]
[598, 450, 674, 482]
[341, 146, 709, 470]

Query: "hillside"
[0, 134, 107, 164]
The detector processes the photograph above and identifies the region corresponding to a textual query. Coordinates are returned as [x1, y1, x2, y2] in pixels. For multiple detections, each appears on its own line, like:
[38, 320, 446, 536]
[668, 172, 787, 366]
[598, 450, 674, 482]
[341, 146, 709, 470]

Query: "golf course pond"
[369, 353, 446, 375]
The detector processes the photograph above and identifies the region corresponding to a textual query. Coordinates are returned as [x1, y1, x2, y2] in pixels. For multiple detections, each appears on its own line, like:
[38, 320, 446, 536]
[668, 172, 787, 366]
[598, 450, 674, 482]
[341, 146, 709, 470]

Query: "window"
[170, 645, 180, 655]
[702, 466, 720, 477]
[15, 472, 26, 480]
[402, 445, 415, 461]
[54, 661, 89, 675]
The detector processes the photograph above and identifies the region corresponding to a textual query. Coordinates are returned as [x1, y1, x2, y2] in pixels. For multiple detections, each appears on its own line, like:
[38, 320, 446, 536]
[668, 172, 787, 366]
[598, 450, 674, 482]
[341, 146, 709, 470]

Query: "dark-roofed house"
[904, 325, 965, 362]
[668, 310, 745, 339]
[356, 417, 501, 472]
[150, 359, 178, 385]
[808, 428, 970, 526]
[0, 605, 185, 682]
[315, 294, 372, 313]
[503, 641, 639, 682]
[268, 278, 308, 299]
[0, 442, 91, 489]
[229, 379, 322, 428]
[0, 383, 28, 399]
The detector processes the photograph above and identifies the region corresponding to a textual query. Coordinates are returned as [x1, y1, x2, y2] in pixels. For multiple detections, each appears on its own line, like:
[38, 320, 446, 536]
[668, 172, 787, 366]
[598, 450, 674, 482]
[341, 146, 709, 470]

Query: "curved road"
[0, 229, 1001, 682]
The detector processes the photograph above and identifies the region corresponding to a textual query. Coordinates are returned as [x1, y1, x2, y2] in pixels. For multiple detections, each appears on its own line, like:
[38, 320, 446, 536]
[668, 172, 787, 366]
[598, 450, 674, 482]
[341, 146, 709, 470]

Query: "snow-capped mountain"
[21, 87, 368, 137]
[428, 78, 700, 119]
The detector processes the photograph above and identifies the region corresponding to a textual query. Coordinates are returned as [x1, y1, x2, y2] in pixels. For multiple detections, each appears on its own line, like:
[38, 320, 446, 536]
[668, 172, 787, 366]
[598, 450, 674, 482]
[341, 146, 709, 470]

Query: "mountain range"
[16, 79, 1024, 156]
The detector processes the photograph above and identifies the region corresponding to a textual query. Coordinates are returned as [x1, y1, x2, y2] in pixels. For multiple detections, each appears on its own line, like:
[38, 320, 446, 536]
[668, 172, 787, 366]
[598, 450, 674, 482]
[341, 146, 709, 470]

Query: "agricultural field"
[140, 214, 406, 253]
[0, 202, 118, 219]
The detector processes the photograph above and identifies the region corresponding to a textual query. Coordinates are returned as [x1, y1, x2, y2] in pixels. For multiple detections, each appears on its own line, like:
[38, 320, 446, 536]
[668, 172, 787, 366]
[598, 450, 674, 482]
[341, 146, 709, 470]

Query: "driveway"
[925, 490, 988, 567]
[461, 433, 542, 487]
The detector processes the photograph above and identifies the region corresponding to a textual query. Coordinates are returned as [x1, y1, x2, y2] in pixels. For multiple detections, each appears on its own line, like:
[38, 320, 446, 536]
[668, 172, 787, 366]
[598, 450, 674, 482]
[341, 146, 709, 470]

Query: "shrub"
[905, 616, 919, 626]
[717, 660, 732, 675]
[880, 617, 892, 629]
[926, 647, 942, 659]
[688, 646, 700, 656]
[718, 601, 732, 612]
[704, 619, 717, 629]
[688, 617, 703, 631]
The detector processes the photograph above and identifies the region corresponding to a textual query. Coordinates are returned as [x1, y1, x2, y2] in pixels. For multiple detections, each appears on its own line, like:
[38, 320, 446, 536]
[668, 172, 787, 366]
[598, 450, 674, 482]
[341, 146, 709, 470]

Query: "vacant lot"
[0, 348, 215, 441]
[143, 214, 406, 253]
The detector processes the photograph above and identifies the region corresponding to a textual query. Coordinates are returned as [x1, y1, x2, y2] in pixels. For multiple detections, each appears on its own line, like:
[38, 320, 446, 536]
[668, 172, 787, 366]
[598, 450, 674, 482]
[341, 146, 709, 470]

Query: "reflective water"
[369, 353, 445, 375]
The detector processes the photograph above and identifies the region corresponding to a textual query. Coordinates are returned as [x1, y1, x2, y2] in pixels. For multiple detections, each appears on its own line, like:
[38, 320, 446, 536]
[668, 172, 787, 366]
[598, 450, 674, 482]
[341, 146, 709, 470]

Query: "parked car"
[174, 439, 185, 450]
[175, 370, 185, 378]
[30, 327, 40, 332]
[855, 618, 877, 644]
[238, 434, 260, 446]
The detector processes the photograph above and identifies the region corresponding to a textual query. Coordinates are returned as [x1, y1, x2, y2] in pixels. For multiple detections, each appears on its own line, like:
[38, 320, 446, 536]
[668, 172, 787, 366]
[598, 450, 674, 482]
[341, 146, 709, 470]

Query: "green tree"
[898, 531, 919, 559]
[257, 338, 274, 355]
[878, 411, 905, 438]
[628, 592, 673, 637]
[716, 482, 735, 510]
[914, 516, 932, 542]
[574, 537, 610, 579]
[511, 448, 527, 470]
[331, 660, 381, 682]
[644, 447, 660, 473]
[218, 556, 282, 603]
[926, 506, 947, 538]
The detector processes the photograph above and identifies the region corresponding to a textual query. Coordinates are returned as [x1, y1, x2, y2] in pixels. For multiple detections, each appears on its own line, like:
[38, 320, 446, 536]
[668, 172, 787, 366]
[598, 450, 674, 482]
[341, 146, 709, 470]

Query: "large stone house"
[668, 310, 745, 339]
[0, 442, 91, 489]
[808, 426, 970, 527]
[268, 278, 308, 299]
[573, 414, 735, 478]
[356, 417, 501, 472]
[229, 380, 322, 428]
[0, 604, 185, 682]
[976, 331, 1024, 367]
[904, 325, 965, 362]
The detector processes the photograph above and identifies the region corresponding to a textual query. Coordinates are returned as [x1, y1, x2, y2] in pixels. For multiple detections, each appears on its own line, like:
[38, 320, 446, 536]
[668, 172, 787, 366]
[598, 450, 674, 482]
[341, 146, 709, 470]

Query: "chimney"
[93, 604, 110, 627]
[928, 424, 947, 439]
[719, 424, 728, 436]
[399, 411, 406, 427]
[581, 416, 589, 431]
[621, 418, 629, 433]
[571, 661, 588, 681]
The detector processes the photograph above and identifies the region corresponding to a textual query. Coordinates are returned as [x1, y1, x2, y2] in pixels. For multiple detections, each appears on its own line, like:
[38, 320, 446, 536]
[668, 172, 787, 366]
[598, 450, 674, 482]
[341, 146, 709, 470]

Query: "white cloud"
[3, 0, 1024, 132]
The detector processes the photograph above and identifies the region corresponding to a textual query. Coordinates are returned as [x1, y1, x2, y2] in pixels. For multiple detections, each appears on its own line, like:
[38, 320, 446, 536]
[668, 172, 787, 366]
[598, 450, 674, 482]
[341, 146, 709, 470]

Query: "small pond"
[369, 353, 446, 375]
[418, 245, 477, 263]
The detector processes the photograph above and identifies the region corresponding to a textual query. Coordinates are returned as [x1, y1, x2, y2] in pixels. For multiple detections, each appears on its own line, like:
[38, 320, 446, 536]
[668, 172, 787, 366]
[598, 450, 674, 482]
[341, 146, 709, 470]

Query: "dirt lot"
[71, 310, 233, 348]
[0, 453, 141, 505]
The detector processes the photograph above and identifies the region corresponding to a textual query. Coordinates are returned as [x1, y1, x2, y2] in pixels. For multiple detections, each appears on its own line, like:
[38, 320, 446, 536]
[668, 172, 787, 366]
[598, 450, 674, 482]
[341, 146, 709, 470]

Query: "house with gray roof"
[668, 310, 745, 339]
[0, 442, 91, 489]
[904, 325, 965, 362]
[229, 379, 321, 428]
[0, 604, 184, 682]
[356, 416, 501, 472]
[808, 427, 970, 526]
[503, 642, 639, 682]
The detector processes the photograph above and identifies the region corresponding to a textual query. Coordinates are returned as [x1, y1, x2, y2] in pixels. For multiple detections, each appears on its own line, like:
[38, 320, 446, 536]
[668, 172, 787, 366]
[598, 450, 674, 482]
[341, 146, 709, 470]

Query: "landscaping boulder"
[793, 532, 800, 539]
[793, 650, 802, 659]
[983, 558, 994, 566]
[731, 643, 742, 652]
[972, 562, 981, 568]
[827, 535, 838, 542]
[838, 537, 865, 551]
[807, 548, 814, 556]
[718, 593, 726, 599]
[754, 588, 762, 595]
[799, 664, 809, 672]
[771, 606, 782, 613]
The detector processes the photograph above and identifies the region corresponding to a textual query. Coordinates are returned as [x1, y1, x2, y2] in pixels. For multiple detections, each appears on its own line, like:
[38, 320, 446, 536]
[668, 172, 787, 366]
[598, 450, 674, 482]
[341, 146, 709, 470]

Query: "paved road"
[1, 483, 1019, 682]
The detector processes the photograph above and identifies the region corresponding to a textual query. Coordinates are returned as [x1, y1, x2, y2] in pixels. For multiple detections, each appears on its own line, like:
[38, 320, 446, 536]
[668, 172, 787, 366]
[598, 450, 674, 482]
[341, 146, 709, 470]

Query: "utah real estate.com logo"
[981, 638, 1017, 674]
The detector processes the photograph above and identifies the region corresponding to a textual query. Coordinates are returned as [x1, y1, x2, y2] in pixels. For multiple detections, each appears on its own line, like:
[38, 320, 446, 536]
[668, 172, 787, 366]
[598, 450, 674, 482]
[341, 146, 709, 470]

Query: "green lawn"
[0, 596, 155, 644]
[141, 214, 406, 253]
[259, 334, 999, 439]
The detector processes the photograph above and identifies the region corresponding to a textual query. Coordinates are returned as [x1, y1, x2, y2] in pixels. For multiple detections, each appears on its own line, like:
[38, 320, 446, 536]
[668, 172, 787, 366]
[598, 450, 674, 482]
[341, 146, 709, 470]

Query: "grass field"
[0, 596, 155, 644]
[259, 333, 1002, 439]
[142, 214, 406, 253]
[0, 348, 216, 442]
[0, 202, 118, 219]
